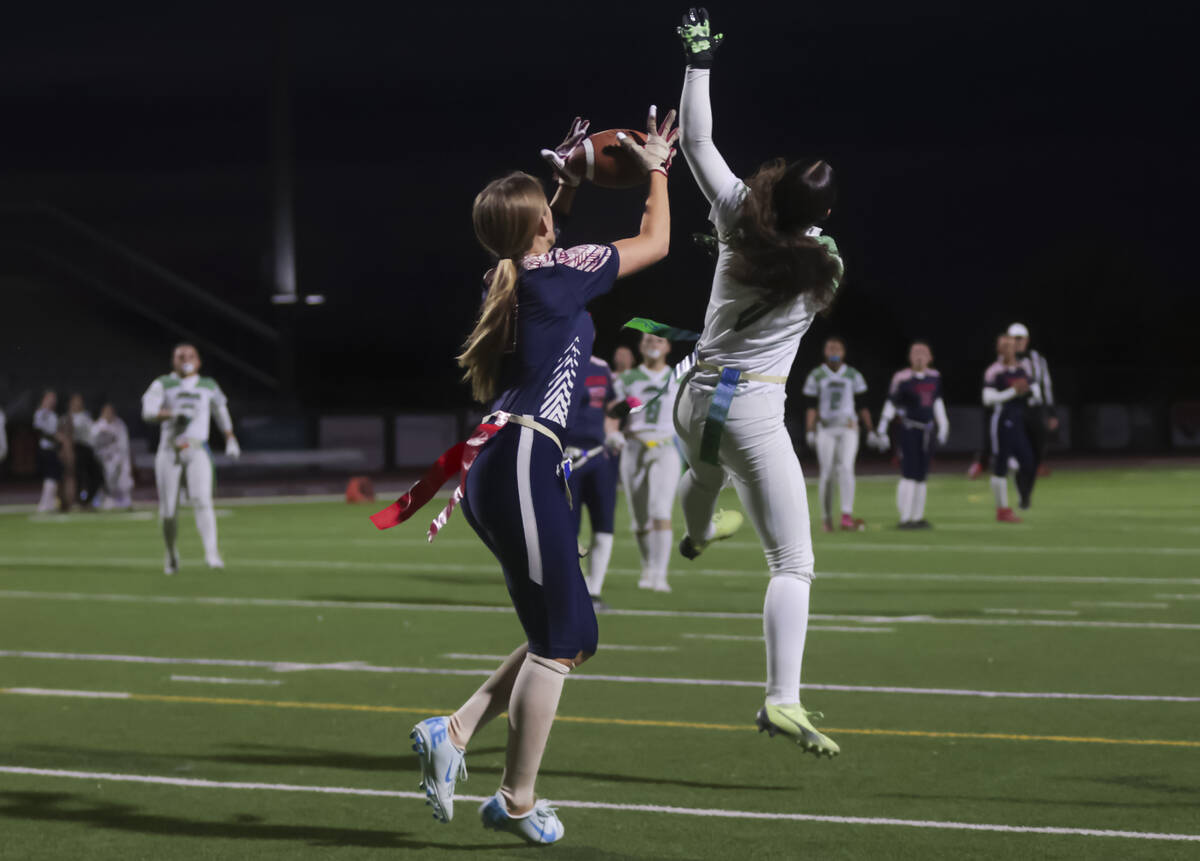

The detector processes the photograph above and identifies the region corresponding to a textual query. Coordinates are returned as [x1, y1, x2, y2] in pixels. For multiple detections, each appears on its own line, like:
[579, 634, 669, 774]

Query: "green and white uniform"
[141, 372, 232, 568]
[613, 364, 681, 590]
[802, 364, 868, 521]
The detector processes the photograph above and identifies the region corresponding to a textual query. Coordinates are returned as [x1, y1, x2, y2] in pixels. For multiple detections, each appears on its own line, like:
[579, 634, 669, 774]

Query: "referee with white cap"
[1007, 322, 1058, 481]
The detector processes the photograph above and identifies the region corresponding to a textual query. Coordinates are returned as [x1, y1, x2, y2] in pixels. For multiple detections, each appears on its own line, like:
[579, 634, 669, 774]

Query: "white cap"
[1007, 323, 1029, 338]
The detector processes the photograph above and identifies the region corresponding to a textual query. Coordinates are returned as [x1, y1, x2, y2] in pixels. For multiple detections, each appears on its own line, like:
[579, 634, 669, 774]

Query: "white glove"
[539, 116, 590, 187]
[225, 437, 241, 460]
[805, 430, 817, 450]
[604, 431, 626, 453]
[617, 105, 679, 177]
[868, 431, 890, 452]
[937, 426, 949, 447]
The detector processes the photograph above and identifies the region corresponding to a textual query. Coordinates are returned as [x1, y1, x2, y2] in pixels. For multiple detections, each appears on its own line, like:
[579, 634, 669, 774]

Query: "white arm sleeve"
[680, 67, 738, 205]
[982, 387, 1017, 407]
[933, 398, 949, 435]
[141, 380, 165, 422]
[213, 403, 233, 435]
[878, 400, 896, 434]
[1039, 355, 1055, 408]
[1028, 383, 1043, 406]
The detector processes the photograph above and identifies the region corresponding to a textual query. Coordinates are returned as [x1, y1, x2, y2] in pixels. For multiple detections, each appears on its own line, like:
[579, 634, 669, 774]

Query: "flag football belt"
[628, 432, 675, 449]
[693, 361, 787, 466]
[370, 412, 564, 541]
[901, 417, 934, 431]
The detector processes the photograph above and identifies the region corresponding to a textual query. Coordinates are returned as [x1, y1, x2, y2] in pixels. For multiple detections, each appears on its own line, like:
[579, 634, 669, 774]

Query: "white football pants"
[619, 440, 681, 530]
[155, 443, 219, 559]
[816, 425, 859, 521]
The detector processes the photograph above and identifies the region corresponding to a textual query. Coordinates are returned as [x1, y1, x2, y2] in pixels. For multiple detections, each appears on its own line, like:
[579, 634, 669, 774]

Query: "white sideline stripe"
[5, 667, 1199, 705]
[1073, 601, 1169, 609]
[984, 608, 1080, 616]
[1, 766, 1197, 843]
[1157, 594, 1200, 600]
[169, 675, 283, 686]
[4, 687, 130, 699]
[2, 590, 1199, 629]
[5, 557, 1200, 587]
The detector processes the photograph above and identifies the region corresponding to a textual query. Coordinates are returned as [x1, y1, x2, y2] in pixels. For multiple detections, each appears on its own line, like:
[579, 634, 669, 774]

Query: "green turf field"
[2, 467, 1199, 860]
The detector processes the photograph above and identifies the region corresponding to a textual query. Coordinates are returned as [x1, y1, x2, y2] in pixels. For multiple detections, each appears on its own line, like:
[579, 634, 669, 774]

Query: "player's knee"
[769, 569, 814, 585]
[652, 518, 671, 530]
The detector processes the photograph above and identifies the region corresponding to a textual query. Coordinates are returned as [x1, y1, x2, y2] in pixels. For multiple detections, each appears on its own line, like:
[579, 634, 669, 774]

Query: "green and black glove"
[677, 7, 724, 68]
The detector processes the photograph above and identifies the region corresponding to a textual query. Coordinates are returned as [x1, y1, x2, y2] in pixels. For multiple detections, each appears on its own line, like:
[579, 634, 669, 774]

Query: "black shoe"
[1018, 498, 1031, 511]
[897, 521, 915, 530]
[912, 519, 934, 529]
[590, 596, 611, 612]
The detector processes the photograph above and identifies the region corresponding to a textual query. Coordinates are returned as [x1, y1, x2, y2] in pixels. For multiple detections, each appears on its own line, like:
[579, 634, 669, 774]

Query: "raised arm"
[677, 9, 736, 204]
[612, 107, 677, 278]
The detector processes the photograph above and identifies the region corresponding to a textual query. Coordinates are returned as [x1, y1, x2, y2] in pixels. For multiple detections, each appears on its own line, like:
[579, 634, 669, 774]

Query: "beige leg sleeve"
[447, 643, 528, 748]
[499, 653, 569, 814]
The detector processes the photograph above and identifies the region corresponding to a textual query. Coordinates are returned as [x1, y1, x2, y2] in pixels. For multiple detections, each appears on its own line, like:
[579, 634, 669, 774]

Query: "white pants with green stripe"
[155, 442, 219, 560]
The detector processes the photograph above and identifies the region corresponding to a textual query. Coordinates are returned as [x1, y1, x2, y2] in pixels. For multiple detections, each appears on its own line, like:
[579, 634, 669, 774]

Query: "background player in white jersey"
[33, 390, 64, 512]
[673, 8, 841, 757]
[612, 333, 681, 592]
[92, 403, 134, 510]
[141, 344, 241, 573]
[802, 336, 877, 532]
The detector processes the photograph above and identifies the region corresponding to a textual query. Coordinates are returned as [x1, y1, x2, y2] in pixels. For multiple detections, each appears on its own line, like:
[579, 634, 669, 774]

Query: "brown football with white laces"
[566, 129, 647, 189]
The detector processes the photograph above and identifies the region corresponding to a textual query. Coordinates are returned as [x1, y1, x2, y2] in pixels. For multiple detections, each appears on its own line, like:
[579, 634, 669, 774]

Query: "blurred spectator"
[0, 405, 8, 465]
[34, 390, 63, 511]
[612, 345, 635, 375]
[93, 403, 134, 509]
[69, 393, 103, 507]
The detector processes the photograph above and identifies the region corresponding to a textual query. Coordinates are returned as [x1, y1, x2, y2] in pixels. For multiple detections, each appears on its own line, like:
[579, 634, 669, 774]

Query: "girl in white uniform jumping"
[674, 8, 842, 757]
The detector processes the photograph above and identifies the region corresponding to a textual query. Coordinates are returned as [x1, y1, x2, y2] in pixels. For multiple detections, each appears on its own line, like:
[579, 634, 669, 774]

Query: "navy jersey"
[983, 360, 1033, 422]
[887, 368, 943, 425]
[490, 244, 620, 433]
[563, 356, 615, 449]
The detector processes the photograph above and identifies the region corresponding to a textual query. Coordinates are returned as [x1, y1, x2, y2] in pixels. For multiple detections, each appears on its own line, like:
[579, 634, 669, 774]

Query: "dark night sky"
[3, 1, 1196, 411]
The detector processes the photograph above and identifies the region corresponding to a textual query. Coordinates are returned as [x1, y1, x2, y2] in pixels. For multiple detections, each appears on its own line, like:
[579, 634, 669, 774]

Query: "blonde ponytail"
[457, 171, 548, 404]
[457, 259, 520, 403]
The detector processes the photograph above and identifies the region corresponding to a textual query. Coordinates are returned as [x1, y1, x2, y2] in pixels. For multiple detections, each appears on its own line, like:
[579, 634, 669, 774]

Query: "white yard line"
[0, 765, 1196, 843]
[4, 668, 1199, 704]
[169, 675, 283, 686]
[983, 608, 1080, 616]
[1156, 594, 1200, 600]
[5, 557, 1200, 587]
[2, 590, 1199, 630]
[1072, 601, 1169, 609]
[683, 627, 896, 639]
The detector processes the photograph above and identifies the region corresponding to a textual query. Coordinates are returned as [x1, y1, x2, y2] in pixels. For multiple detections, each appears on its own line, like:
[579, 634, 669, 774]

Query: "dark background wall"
[3, 1, 1196, 418]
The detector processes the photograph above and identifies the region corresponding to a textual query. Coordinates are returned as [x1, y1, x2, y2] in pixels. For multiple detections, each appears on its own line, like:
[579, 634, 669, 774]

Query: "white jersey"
[613, 365, 678, 440]
[141, 373, 231, 451]
[91, 416, 130, 461]
[690, 179, 836, 396]
[802, 363, 868, 427]
[70, 411, 95, 449]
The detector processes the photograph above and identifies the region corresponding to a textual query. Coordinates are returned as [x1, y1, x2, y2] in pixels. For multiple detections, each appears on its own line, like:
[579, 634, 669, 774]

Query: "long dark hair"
[727, 158, 841, 312]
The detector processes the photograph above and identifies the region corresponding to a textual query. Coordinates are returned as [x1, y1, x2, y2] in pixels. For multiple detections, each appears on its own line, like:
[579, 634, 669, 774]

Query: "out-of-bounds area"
[1, 466, 1198, 860]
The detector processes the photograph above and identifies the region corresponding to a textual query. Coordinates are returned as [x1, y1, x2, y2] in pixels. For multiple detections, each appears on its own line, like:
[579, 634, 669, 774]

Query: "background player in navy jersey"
[563, 353, 622, 607]
[408, 108, 676, 845]
[984, 333, 1040, 522]
[873, 341, 949, 528]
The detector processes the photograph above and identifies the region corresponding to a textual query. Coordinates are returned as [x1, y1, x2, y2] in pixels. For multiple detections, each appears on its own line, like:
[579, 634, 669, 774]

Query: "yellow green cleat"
[755, 703, 841, 759]
[679, 509, 744, 560]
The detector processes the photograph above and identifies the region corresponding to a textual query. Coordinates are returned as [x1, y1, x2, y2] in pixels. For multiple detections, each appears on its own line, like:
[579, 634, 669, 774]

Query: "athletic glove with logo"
[678, 7, 724, 68]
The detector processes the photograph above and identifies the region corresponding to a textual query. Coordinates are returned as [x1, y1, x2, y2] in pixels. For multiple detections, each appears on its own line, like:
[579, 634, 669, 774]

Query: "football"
[567, 129, 648, 189]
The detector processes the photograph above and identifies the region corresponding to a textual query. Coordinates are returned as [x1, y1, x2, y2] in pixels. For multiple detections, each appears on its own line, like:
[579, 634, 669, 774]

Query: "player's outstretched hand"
[539, 116, 590, 187]
[617, 105, 679, 177]
[225, 437, 241, 460]
[677, 7, 724, 68]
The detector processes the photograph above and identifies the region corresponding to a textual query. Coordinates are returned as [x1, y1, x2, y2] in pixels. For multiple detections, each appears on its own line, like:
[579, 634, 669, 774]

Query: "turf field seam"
[4, 590, 1200, 628]
[1, 766, 1197, 842]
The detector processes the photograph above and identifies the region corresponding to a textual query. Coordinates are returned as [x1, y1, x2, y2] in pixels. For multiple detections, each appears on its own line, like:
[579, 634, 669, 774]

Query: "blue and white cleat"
[479, 792, 564, 844]
[410, 716, 467, 823]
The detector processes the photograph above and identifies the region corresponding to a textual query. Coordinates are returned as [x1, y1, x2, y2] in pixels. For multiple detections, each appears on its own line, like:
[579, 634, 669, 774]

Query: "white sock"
[586, 533, 614, 596]
[38, 479, 59, 511]
[839, 467, 856, 517]
[909, 481, 928, 522]
[651, 528, 673, 588]
[162, 517, 178, 558]
[763, 574, 811, 705]
[194, 503, 220, 560]
[449, 643, 527, 748]
[500, 653, 569, 813]
[991, 475, 1009, 509]
[635, 531, 653, 582]
[818, 472, 833, 522]
[896, 479, 915, 522]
